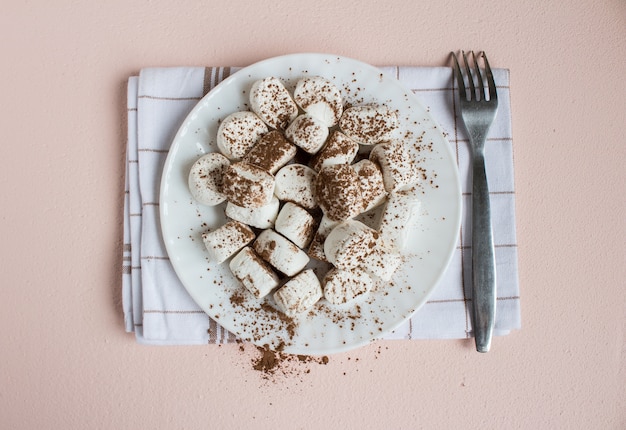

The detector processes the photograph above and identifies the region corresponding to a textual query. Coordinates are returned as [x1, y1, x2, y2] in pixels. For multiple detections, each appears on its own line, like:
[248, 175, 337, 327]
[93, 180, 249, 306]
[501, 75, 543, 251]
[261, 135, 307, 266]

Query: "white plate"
[160, 53, 461, 355]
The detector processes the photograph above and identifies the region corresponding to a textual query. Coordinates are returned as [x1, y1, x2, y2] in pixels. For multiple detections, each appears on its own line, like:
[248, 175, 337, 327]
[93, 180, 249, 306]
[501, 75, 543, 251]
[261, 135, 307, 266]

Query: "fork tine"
[471, 51, 485, 101]
[451, 51, 466, 101]
[482, 52, 498, 101]
[462, 51, 476, 100]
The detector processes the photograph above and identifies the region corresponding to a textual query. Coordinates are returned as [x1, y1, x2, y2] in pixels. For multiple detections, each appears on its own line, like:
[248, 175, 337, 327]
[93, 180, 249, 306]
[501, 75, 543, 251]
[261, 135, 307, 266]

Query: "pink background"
[1, 0, 624, 428]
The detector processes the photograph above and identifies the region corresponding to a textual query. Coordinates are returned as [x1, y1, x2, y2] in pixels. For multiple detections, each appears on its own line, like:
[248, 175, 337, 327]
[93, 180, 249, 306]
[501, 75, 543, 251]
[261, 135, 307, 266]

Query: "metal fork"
[452, 51, 499, 353]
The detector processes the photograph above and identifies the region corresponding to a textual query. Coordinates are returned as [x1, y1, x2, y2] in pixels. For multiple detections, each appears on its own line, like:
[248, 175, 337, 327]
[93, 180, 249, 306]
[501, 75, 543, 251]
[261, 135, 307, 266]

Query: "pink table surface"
[1, 0, 624, 429]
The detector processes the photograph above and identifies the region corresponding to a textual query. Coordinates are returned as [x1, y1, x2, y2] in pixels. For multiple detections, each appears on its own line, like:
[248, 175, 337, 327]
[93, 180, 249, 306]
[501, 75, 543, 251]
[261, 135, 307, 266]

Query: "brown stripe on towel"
[221, 67, 232, 83]
[208, 318, 218, 343]
[137, 95, 201, 101]
[203, 67, 214, 96]
[143, 309, 205, 314]
[202, 67, 232, 97]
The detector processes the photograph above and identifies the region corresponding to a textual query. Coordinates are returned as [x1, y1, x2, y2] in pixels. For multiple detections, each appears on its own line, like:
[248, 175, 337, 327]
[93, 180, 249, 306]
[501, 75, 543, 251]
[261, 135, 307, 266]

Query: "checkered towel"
[122, 64, 521, 345]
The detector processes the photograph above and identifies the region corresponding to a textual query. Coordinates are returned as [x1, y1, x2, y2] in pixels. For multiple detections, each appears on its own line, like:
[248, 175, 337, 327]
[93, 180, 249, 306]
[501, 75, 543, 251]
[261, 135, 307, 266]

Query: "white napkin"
[122, 65, 521, 345]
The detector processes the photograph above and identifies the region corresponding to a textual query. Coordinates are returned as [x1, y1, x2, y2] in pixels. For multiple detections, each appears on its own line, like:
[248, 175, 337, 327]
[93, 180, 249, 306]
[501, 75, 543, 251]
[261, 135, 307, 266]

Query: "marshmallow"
[229, 247, 280, 299]
[314, 164, 363, 221]
[307, 215, 340, 262]
[222, 162, 275, 208]
[216, 111, 268, 160]
[323, 267, 373, 305]
[274, 164, 317, 210]
[253, 229, 310, 277]
[202, 220, 255, 264]
[352, 159, 387, 212]
[274, 202, 317, 249]
[249, 77, 298, 130]
[285, 114, 329, 154]
[243, 130, 297, 174]
[361, 241, 402, 282]
[273, 269, 322, 317]
[377, 187, 422, 252]
[293, 76, 343, 127]
[369, 140, 420, 193]
[225, 196, 280, 229]
[310, 131, 359, 172]
[187, 153, 230, 206]
[339, 105, 398, 145]
[324, 219, 379, 270]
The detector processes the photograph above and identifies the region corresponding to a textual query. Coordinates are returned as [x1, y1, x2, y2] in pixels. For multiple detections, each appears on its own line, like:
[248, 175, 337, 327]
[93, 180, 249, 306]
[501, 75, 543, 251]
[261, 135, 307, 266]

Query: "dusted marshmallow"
[250, 77, 298, 130]
[275, 202, 317, 249]
[377, 187, 422, 252]
[293, 76, 343, 127]
[243, 130, 297, 174]
[225, 196, 280, 229]
[323, 219, 379, 270]
[222, 162, 275, 208]
[352, 159, 387, 212]
[253, 229, 310, 277]
[361, 241, 402, 282]
[187, 152, 230, 206]
[310, 131, 359, 172]
[339, 104, 398, 145]
[274, 164, 317, 210]
[229, 247, 280, 299]
[307, 215, 340, 262]
[314, 164, 363, 221]
[369, 140, 420, 193]
[285, 114, 329, 154]
[273, 269, 322, 317]
[202, 220, 255, 264]
[216, 111, 268, 160]
[323, 268, 373, 305]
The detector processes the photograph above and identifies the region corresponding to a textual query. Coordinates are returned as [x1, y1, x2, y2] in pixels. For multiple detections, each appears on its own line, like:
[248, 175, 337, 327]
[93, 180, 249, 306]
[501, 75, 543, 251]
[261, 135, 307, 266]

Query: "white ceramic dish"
[160, 53, 461, 355]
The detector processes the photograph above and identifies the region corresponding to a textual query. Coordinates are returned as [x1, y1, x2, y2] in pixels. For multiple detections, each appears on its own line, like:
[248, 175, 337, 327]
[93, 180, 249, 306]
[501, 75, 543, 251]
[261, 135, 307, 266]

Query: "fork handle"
[471, 152, 497, 352]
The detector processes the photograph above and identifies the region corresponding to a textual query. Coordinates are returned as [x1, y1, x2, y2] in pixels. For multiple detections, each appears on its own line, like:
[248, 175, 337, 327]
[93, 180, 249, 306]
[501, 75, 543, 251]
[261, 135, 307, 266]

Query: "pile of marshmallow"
[187, 76, 422, 317]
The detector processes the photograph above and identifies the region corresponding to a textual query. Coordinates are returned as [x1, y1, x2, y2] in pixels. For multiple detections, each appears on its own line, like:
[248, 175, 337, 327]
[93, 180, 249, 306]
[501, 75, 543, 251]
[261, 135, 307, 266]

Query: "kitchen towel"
[122, 64, 520, 345]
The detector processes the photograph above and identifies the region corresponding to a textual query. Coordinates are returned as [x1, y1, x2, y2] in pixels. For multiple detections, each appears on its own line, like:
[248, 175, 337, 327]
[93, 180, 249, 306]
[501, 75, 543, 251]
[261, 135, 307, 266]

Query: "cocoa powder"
[314, 164, 363, 221]
[243, 130, 297, 174]
[248, 344, 330, 381]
